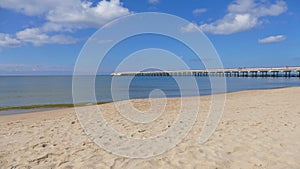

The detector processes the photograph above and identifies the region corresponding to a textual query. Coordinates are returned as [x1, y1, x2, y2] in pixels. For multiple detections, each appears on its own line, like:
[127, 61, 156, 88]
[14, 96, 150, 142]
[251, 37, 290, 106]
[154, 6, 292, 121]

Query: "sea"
[0, 75, 300, 115]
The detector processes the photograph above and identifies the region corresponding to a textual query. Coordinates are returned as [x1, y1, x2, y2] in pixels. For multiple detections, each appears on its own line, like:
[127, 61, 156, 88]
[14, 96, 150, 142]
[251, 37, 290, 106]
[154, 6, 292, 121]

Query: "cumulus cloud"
[45, 0, 131, 31]
[181, 23, 199, 32]
[15, 28, 79, 46]
[0, 0, 131, 47]
[0, 29, 78, 47]
[258, 35, 287, 43]
[183, 0, 288, 34]
[0, 33, 21, 47]
[193, 8, 207, 15]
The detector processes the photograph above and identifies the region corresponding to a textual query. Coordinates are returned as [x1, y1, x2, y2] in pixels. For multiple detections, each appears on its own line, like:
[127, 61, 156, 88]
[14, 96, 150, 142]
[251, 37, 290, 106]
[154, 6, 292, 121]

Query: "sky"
[0, 0, 299, 75]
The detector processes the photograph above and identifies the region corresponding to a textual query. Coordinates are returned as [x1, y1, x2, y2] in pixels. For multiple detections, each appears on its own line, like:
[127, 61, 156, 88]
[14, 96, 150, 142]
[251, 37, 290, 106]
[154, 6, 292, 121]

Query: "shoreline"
[1, 86, 300, 116]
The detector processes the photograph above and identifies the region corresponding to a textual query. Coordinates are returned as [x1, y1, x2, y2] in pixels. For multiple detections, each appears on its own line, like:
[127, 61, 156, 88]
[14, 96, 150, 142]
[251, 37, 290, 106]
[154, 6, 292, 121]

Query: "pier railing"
[111, 67, 300, 77]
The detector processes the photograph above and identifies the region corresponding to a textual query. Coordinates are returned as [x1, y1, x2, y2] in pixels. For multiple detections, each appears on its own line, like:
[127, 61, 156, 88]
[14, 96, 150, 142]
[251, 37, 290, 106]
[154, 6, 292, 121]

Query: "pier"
[111, 67, 300, 78]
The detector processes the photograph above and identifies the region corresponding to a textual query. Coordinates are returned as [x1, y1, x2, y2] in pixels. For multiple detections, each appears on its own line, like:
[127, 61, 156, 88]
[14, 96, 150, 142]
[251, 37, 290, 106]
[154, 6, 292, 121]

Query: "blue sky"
[0, 0, 299, 75]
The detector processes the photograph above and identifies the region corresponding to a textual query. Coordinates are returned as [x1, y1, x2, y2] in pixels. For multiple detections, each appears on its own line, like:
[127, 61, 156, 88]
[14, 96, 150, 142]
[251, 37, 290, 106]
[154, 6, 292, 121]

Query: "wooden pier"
[111, 67, 300, 78]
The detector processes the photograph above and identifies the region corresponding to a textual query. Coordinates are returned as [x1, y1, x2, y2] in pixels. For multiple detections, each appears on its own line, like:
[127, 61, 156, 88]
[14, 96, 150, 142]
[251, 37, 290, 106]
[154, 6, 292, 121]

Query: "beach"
[1, 87, 300, 169]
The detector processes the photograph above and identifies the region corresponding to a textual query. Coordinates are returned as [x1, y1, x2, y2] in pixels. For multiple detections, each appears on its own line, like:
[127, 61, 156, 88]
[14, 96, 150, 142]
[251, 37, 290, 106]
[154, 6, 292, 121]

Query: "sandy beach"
[1, 87, 300, 169]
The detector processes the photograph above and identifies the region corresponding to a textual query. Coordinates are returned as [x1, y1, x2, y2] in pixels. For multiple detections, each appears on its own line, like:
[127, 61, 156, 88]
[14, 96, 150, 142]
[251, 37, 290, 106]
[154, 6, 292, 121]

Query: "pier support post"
[283, 71, 291, 77]
[254, 71, 258, 77]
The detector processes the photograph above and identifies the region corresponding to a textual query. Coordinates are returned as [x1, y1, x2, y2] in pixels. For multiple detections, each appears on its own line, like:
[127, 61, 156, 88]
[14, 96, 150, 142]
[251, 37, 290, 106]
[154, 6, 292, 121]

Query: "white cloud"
[16, 28, 79, 46]
[0, 33, 21, 47]
[0, 0, 131, 47]
[181, 23, 199, 33]
[185, 0, 288, 34]
[258, 35, 286, 43]
[0, 0, 131, 32]
[193, 8, 207, 15]
[148, 0, 159, 4]
[45, 0, 131, 31]
[200, 13, 259, 34]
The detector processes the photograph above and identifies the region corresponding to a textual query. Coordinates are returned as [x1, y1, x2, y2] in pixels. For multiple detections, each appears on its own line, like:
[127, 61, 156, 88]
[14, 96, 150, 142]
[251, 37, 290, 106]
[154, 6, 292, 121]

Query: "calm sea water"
[0, 75, 300, 114]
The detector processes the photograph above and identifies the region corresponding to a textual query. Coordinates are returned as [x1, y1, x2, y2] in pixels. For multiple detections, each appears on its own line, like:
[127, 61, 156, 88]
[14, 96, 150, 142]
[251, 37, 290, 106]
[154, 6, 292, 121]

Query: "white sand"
[0, 87, 300, 169]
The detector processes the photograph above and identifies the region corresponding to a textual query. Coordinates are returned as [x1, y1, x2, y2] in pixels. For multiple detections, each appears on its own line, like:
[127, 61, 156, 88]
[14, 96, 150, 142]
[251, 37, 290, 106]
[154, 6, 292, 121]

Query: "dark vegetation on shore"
[0, 102, 108, 111]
